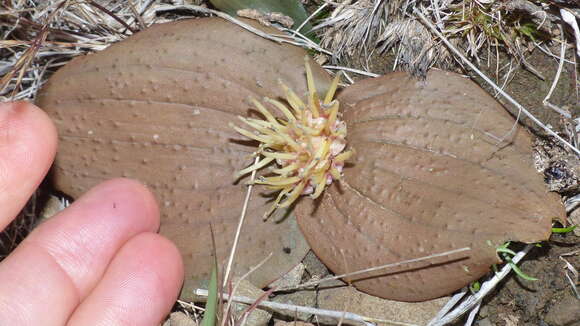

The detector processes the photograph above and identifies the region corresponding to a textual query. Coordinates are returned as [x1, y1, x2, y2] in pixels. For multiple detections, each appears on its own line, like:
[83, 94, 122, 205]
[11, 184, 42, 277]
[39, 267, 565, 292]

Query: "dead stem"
[427, 244, 535, 326]
[195, 289, 419, 326]
[276, 247, 471, 292]
[86, 0, 137, 34]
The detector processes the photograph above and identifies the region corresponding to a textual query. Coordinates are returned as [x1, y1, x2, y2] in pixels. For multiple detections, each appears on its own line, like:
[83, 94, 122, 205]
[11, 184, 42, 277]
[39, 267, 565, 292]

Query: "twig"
[154, 4, 331, 55]
[561, 8, 580, 57]
[194, 289, 419, 326]
[323, 65, 380, 77]
[543, 25, 571, 119]
[222, 156, 260, 288]
[222, 253, 273, 326]
[534, 42, 575, 64]
[428, 244, 535, 326]
[415, 8, 580, 157]
[293, 2, 328, 34]
[426, 289, 467, 325]
[127, 0, 146, 30]
[559, 250, 579, 299]
[463, 302, 481, 326]
[86, 0, 137, 34]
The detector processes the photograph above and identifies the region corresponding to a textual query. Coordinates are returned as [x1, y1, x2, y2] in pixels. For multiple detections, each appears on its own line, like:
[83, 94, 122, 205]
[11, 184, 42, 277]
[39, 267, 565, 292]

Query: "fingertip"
[8, 177, 163, 305]
[67, 232, 185, 326]
[0, 101, 58, 150]
[0, 101, 57, 231]
[119, 232, 185, 315]
[128, 232, 185, 298]
[77, 178, 161, 231]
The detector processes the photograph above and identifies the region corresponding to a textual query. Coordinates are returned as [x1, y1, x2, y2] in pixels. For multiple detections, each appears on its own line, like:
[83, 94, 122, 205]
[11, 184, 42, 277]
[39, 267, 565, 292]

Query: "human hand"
[0, 102, 184, 325]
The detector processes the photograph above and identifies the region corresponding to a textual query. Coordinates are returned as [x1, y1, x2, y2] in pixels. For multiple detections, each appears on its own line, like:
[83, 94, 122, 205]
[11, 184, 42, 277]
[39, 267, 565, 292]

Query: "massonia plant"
[37, 17, 565, 302]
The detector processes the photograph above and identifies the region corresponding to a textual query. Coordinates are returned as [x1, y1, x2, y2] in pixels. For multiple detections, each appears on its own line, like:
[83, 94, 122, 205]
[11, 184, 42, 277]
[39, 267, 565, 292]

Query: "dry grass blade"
[542, 25, 571, 118]
[559, 250, 579, 299]
[316, 0, 562, 79]
[85, 0, 137, 33]
[234, 287, 275, 326]
[415, 8, 580, 157]
[222, 156, 260, 289]
[0, 0, 153, 101]
[323, 64, 380, 78]
[318, 0, 395, 64]
[154, 4, 332, 54]
[221, 253, 273, 326]
[1, 2, 53, 98]
[377, 18, 448, 76]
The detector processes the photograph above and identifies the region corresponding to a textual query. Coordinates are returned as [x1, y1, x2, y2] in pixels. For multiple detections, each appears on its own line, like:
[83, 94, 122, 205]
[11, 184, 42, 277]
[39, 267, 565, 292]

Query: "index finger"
[0, 101, 57, 231]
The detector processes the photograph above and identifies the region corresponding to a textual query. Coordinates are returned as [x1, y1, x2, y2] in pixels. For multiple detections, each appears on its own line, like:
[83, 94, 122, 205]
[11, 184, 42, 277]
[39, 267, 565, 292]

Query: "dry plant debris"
[316, 0, 577, 78]
[535, 137, 580, 193]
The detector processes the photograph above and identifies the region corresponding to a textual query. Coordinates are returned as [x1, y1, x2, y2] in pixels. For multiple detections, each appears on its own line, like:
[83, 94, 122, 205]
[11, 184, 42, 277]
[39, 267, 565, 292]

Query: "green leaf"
[200, 258, 219, 326]
[517, 22, 540, 42]
[552, 225, 577, 233]
[209, 0, 313, 34]
[496, 246, 517, 257]
[469, 281, 481, 293]
[505, 257, 538, 281]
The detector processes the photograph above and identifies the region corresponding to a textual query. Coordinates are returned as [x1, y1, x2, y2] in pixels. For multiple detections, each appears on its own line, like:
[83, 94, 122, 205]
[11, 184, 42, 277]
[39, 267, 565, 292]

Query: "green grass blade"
[496, 246, 517, 257]
[200, 261, 219, 326]
[552, 225, 577, 233]
[506, 257, 538, 281]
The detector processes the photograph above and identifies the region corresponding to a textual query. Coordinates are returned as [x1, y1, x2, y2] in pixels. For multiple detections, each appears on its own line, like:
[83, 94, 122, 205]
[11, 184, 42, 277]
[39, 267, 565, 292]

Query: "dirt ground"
[475, 233, 579, 326]
[468, 46, 578, 326]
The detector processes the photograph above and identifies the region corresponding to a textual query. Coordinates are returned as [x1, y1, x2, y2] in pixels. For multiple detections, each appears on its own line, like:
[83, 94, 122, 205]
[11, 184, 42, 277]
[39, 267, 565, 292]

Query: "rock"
[270, 263, 306, 289]
[478, 305, 490, 318]
[317, 281, 447, 325]
[302, 251, 329, 280]
[230, 278, 272, 326]
[543, 292, 580, 326]
[274, 321, 314, 326]
[272, 288, 317, 321]
[569, 209, 580, 237]
[477, 317, 493, 326]
[167, 312, 197, 326]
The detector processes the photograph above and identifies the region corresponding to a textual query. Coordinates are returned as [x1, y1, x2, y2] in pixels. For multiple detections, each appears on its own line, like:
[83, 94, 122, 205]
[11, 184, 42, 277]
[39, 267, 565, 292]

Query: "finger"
[0, 101, 57, 231]
[67, 232, 184, 326]
[0, 178, 160, 326]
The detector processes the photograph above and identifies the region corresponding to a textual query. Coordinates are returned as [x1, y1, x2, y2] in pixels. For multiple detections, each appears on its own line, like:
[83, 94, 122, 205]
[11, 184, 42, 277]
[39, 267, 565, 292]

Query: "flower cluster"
[231, 58, 352, 218]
